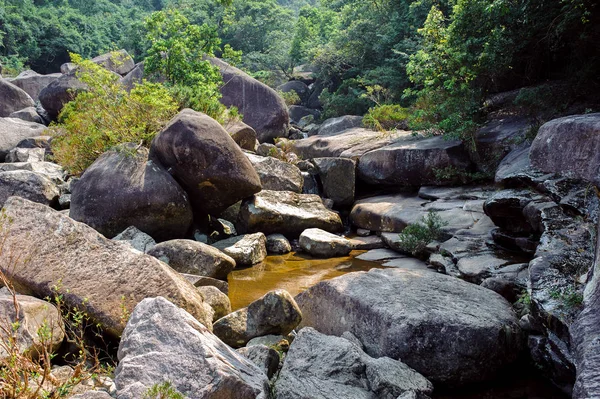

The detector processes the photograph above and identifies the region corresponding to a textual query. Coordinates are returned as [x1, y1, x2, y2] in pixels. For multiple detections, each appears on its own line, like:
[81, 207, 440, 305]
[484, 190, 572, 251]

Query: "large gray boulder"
[0, 118, 47, 161]
[239, 190, 343, 236]
[296, 268, 523, 386]
[530, 113, 600, 185]
[7, 70, 61, 101]
[70, 144, 193, 241]
[198, 285, 232, 322]
[275, 327, 433, 399]
[312, 115, 364, 136]
[0, 78, 35, 117]
[246, 153, 303, 193]
[226, 121, 258, 151]
[0, 170, 59, 208]
[0, 197, 213, 336]
[119, 62, 144, 92]
[313, 157, 355, 206]
[0, 294, 65, 359]
[474, 116, 530, 172]
[0, 161, 65, 184]
[115, 297, 270, 399]
[91, 49, 135, 76]
[212, 233, 267, 266]
[147, 239, 236, 279]
[38, 72, 87, 120]
[210, 58, 289, 142]
[357, 136, 472, 186]
[150, 109, 262, 215]
[299, 228, 352, 258]
[213, 289, 302, 348]
[9, 107, 44, 124]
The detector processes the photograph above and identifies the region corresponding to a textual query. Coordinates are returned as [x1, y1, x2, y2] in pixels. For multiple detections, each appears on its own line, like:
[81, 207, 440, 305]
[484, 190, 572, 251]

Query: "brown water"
[227, 250, 385, 310]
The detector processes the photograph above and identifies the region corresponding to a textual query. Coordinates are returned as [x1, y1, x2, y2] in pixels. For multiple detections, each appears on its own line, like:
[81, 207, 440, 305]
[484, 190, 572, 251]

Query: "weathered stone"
[213, 233, 267, 266]
[299, 228, 352, 258]
[0, 197, 213, 336]
[0, 117, 47, 161]
[211, 58, 289, 142]
[302, 171, 319, 195]
[266, 234, 292, 254]
[5, 147, 45, 163]
[0, 161, 65, 184]
[8, 70, 61, 101]
[483, 189, 539, 234]
[530, 113, 600, 185]
[71, 144, 193, 241]
[198, 285, 232, 322]
[296, 268, 523, 386]
[213, 290, 302, 348]
[246, 153, 303, 193]
[348, 236, 386, 250]
[418, 186, 492, 201]
[237, 345, 280, 379]
[0, 295, 64, 359]
[150, 109, 262, 214]
[381, 258, 430, 271]
[181, 274, 229, 295]
[112, 226, 156, 253]
[278, 81, 310, 103]
[239, 190, 343, 236]
[119, 62, 144, 92]
[474, 116, 530, 172]
[227, 121, 258, 151]
[358, 136, 472, 186]
[9, 107, 44, 124]
[289, 105, 319, 125]
[38, 72, 87, 121]
[115, 297, 269, 399]
[456, 253, 516, 284]
[495, 143, 548, 187]
[0, 78, 35, 117]
[313, 157, 356, 206]
[147, 239, 235, 280]
[91, 49, 135, 76]
[357, 249, 405, 262]
[275, 327, 433, 399]
[312, 115, 364, 136]
[0, 170, 59, 208]
[70, 392, 113, 399]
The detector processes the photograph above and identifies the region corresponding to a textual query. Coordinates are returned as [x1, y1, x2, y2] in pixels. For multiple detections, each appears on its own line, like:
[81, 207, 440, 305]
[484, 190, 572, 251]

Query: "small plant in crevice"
[143, 381, 185, 399]
[396, 211, 448, 257]
[433, 166, 493, 185]
[549, 286, 584, 310]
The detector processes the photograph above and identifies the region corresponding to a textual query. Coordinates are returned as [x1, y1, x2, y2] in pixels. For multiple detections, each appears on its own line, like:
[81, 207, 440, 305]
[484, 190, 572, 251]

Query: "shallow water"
[227, 250, 384, 310]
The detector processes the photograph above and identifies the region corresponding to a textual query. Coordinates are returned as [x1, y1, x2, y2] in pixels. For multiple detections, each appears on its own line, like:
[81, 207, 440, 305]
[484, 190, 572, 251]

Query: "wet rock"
[227, 121, 258, 151]
[112, 226, 156, 253]
[348, 236, 386, 250]
[150, 109, 262, 214]
[313, 157, 355, 206]
[9, 107, 44, 124]
[39, 72, 87, 120]
[7, 70, 61, 101]
[275, 327, 433, 399]
[357, 249, 406, 262]
[0, 117, 47, 161]
[91, 49, 135, 76]
[213, 289, 302, 348]
[198, 285, 232, 322]
[299, 228, 352, 258]
[115, 297, 269, 399]
[301, 171, 320, 195]
[239, 190, 343, 236]
[0, 197, 213, 336]
[148, 239, 235, 280]
[312, 115, 364, 136]
[0, 78, 35, 117]
[237, 345, 280, 379]
[211, 58, 289, 142]
[266, 234, 292, 254]
[0, 295, 64, 359]
[296, 268, 523, 386]
[246, 153, 303, 193]
[213, 233, 267, 266]
[0, 170, 59, 208]
[358, 136, 472, 186]
[71, 144, 193, 241]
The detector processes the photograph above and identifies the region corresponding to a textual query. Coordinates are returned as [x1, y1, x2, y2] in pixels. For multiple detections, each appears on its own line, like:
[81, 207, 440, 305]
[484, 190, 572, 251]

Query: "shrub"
[396, 211, 447, 256]
[144, 381, 185, 399]
[363, 104, 411, 132]
[49, 53, 179, 175]
[278, 90, 301, 106]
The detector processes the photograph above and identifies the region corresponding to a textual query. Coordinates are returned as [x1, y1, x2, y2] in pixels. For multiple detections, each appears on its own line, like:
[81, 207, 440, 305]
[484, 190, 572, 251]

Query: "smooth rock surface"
[266, 234, 292, 254]
[9, 107, 44, 124]
[246, 153, 303, 193]
[312, 115, 364, 136]
[213, 233, 267, 267]
[0, 117, 47, 161]
[7, 70, 61, 101]
[0, 78, 35, 117]
[38, 72, 87, 120]
[313, 157, 356, 206]
[299, 228, 352, 258]
[227, 121, 258, 151]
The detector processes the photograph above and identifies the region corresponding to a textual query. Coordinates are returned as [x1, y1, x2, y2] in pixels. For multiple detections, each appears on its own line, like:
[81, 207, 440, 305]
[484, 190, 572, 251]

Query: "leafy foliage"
[396, 211, 447, 256]
[363, 104, 410, 132]
[144, 381, 185, 399]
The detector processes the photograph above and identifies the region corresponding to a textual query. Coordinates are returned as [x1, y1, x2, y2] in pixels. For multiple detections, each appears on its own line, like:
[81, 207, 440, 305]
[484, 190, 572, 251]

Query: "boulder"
[198, 285, 232, 322]
[357, 136, 472, 186]
[5, 147, 45, 163]
[70, 144, 193, 241]
[530, 113, 600, 185]
[38, 72, 87, 121]
[266, 234, 292, 254]
[275, 327, 433, 399]
[213, 233, 267, 266]
[289, 105, 319, 125]
[119, 62, 144, 92]
[226, 121, 258, 151]
[7, 70, 61, 101]
[239, 190, 343, 236]
[150, 109, 262, 214]
[60, 62, 76, 74]
[0, 197, 213, 336]
[0, 161, 65, 184]
[0, 79, 35, 117]
[313, 157, 355, 206]
[299, 228, 352, 258]
[0, 294, 64, 359]
[181, 274, 229, 295]
[237, 345, 280, 379]
[112, 226, 156, 253]
[296, 268, 523, 386]
[246, 153, 303, 193]
[9, 107, 44, 124]
[115, 297, 269, 399]
[312, 115, 364, 136]
[0, 170, 59, 208]
[148, 239, 236, 279]
[211, 58, 289, 142]
[213, 289, 302, 348]
[474, 116, 530, 172]
[278, 81, 310, 103]
[0, 118, 46, 161]
[495, 143, 548, 186]
[91, 49, 135, 76]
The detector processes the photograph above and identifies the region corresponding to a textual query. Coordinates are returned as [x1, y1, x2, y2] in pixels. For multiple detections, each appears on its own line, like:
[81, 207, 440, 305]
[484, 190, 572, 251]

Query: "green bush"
[49, 53, 178, 175]
[279, 90, 302, 106]
[396, 211, 447, 256]
[363, 104, 410, 132]
[144, 381, 185, 399]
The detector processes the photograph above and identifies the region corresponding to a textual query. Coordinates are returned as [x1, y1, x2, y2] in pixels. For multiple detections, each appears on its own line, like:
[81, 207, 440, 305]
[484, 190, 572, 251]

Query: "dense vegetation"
[2, 0, 599, 138]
